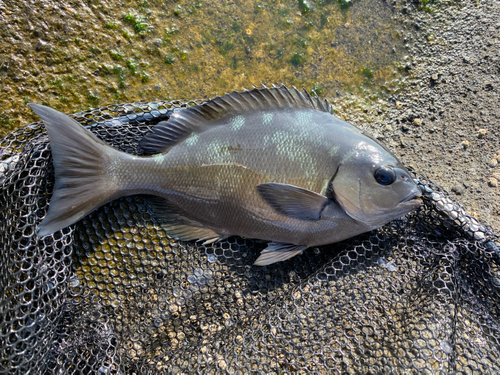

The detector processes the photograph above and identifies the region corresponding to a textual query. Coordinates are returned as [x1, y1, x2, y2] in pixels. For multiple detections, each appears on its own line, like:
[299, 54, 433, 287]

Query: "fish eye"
[374, 166, 396, 186]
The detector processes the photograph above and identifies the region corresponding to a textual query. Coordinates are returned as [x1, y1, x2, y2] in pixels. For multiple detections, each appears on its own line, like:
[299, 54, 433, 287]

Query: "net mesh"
[1, 100, 499, 374]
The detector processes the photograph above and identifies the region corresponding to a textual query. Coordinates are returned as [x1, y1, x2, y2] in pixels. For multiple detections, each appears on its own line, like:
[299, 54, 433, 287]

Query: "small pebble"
[431, 73, 439, 80]
[385, 124, 393, 132]
[413, 118, 422, 126]
[395, 101, 403, 109]
[488, 177, 498, 187]
[35, 39, 47, 51]
[478, 129, 488, 137]
[452, 184, 465, 195]
[461, 140, 470, 148]
[489, 158, 498, 167]
[217, 360, 227, 370]
[493, 276, 500, 288]
[492, 172, 500, 180]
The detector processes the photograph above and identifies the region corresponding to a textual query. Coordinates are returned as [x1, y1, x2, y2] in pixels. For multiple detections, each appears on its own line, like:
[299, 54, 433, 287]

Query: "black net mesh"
[1, 101, 499, 374]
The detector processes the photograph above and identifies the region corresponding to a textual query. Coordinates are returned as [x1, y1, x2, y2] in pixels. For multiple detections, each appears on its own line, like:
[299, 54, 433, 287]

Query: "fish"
[29, 86, 421, 266]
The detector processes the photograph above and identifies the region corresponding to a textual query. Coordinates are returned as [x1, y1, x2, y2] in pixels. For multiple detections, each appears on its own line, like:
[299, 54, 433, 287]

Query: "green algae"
[310, 83, 325, 97]
[0, 112, 15, 134]
[338, 0, 354, 9]
[123, 13, 151, 33]
[290, 52, 306, 66]
[0, 0, 409, 137]
[415, 0, 441, 12]
[298, 0, 313, 14]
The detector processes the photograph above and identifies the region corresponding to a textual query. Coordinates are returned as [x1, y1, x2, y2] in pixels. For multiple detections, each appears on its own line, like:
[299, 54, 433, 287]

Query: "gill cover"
[331, 147, 421, 227]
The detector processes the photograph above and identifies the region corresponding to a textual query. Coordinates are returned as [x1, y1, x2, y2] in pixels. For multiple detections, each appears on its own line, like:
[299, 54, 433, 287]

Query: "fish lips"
[398, 191, 422, 209]
[369, 191, 421, 227]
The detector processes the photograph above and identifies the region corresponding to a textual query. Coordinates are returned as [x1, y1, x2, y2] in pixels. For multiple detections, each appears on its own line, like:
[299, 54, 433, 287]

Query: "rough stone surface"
[342, 0, 500, 233]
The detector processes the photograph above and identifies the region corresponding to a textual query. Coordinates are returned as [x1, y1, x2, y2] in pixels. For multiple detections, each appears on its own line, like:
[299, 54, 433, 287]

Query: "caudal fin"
[29, 104, 121, 236]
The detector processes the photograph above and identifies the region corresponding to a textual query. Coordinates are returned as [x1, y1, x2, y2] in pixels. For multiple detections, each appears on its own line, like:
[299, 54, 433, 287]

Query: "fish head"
[331, 142, 421, 227]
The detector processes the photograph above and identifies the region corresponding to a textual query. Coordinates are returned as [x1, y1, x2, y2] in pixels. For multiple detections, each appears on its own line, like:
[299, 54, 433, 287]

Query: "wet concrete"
[367, 0, 500, 234]
[0, 0, 406, 135]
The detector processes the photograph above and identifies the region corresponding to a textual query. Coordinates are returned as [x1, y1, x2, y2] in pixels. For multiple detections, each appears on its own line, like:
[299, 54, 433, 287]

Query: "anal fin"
[147, 196, 222, 244]
[164, 224, 221, 244]
[254, 242, 308, 266]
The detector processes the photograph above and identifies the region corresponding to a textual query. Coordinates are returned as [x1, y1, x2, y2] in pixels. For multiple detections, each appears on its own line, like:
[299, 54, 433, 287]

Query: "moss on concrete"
[0, 0, 407, 137]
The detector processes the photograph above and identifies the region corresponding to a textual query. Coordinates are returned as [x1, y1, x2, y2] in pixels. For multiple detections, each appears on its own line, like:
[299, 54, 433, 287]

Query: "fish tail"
[29, 103, 124, 236]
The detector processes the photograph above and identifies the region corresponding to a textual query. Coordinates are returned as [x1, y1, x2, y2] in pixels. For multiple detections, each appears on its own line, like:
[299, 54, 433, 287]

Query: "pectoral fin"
[147, 197, 222, 244]
[257, 183, 328, 221]
[254, 242, 308, 266]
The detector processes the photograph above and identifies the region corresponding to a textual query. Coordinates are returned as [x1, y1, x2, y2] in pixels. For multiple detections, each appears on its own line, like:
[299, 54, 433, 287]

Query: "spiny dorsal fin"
[139, 86, 332, 154]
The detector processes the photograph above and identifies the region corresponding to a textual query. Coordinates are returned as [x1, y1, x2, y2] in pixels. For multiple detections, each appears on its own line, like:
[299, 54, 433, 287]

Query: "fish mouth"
[399, 192, 422, 208]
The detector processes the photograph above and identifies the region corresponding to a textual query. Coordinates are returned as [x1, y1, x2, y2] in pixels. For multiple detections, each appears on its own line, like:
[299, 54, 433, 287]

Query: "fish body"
[29, 87, 421, 265]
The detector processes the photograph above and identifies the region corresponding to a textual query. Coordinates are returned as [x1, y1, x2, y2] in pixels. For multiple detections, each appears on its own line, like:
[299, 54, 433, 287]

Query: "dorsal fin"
[139, 86, 333, 154]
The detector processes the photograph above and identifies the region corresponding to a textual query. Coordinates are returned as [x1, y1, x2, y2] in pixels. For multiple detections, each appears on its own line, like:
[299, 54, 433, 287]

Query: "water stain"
[0, 0, 407, 136]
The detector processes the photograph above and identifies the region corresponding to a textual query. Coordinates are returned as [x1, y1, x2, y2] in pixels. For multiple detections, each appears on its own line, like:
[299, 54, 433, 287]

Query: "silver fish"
[29, 87, 421, 265]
